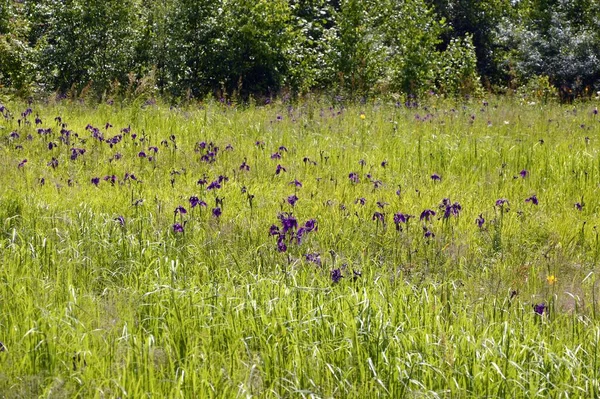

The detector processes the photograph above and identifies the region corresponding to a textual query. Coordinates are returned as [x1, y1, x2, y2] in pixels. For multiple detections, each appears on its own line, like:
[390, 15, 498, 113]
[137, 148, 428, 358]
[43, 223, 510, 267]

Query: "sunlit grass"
[1, 97, 600, 397]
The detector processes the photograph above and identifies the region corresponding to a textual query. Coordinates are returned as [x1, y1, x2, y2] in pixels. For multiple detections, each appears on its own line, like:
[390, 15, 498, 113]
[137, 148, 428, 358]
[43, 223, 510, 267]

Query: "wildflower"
[533, 303, 546, 315]
[423, 227, 435, 238]
[114, 216, 125, 226]
[173, 223, 184, 233]
[420, 209, 436, 222]
[277, 237, 287, 253]
[393, 213, 412, 231]
[175, 206, 187, 215]
[495, 198, 509, 208]
[519, 169, 528, 178]
[372, 212, 385, 223]
[331, 268, 343, 283]
[138, 151, 147, 158]
[360, 113, 366, 120]
[212, 207, 222, 218]
[476, 214, 485, 228]
[287, 194, 299, 206]
[305, 253, 321, 266]
[575, 202, 584, 211]
[525, 195, 539, 205]
[47, 158, 58, 169]
[207, 180, 221, 190]
[279, 213, 297, 234]
[275, 164, 286, 174]
[349, 172, 359, 183]
[431, 173, 441, 181]
[355, 197, 366, 206]
[269, 225, 280, 236]
[91, 177, 100, 186]
[290, 179, 302, 187]
[381, 160, 388, 168]
[547, 275, 557, 285]
[18, 159, 27, 168]
[240, 161, 250, 171]
[303, 219, 317, 232]
[271, 152, 282, 159]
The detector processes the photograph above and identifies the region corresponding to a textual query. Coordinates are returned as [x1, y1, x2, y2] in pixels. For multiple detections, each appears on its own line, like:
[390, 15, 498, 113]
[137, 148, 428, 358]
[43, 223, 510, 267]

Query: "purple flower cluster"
[269, 213, 317, 252]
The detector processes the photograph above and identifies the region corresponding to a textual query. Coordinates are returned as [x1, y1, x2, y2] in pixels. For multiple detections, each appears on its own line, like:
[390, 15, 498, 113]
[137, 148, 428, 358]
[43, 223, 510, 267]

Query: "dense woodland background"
[1, 0, 599, 102]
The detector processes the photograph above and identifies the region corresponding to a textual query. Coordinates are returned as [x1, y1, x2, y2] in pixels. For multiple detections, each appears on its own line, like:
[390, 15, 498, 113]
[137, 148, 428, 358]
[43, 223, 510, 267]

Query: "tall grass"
[0, 97, 599, 397]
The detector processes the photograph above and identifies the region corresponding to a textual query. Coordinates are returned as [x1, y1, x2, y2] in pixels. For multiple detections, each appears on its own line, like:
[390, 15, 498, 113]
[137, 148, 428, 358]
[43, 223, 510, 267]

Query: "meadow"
[1, 97, 600, 398]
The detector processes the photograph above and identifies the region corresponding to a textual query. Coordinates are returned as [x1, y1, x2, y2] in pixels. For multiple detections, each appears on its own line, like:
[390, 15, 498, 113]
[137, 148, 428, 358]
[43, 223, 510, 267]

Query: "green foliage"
[514, 1, 600, 100]
[329, 0, 384, 98]
[436, 34, 482, 98]
[0, 1, 34, 92]
[378, 0, 445, 98]
[1, 0, 600, 100]
[36, 0, 143, 97]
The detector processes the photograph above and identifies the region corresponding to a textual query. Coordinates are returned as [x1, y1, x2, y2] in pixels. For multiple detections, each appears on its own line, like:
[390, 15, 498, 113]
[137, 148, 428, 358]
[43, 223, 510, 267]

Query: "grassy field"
[1, 97, 600, 397]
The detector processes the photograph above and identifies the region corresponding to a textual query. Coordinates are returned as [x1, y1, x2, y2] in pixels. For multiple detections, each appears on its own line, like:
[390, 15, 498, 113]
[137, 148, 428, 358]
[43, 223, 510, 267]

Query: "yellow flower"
[360, 113, 366, 120]
[547, 275, 557, 285]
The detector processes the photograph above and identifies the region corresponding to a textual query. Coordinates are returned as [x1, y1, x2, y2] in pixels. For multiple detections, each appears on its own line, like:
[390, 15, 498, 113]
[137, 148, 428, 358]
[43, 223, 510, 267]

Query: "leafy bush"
[436, 34, 482, 98]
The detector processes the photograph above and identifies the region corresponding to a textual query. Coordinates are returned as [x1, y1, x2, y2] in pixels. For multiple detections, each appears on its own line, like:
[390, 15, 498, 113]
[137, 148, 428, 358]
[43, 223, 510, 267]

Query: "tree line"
[1, 0, 599, 102]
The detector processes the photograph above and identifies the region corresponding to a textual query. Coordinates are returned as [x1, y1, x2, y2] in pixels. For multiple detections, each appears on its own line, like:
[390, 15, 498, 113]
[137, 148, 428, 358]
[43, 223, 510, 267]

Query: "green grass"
[1, 97, 600, 397]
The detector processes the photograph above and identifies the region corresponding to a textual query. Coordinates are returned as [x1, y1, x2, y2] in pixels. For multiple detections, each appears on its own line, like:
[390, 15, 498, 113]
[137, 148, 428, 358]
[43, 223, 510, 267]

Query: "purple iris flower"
[278, 213, 298, 235]
[476, 214, 485, 228]
[276, 164, 286, 174]
[269, 225, 280, 236]
[305, 253, 321, 266]
[431, 173, 441, 181]
[189, 196, 200, 208]
[18, 159, 27, 168]
[381, 160, 388, 168]
[138, 151, 147, 158]
[175, 206, 187, 215]
[525, 195, 538, 205]
[303, 219, 317, 232]
[442, 201, 462, 218]
[115, 216, 125, 226]
[173, 223, 184, 233]
[290, 179, 302, 187]
[91, 177, 100, 186]
[212, 207, 222, 218]
[372, 212, 385, 223]
[355, 197, 366, 206]
[287, 194, 299, 206]
[279, 146, 288, 152]
[349, 172, 359, 183]
[330, 269, 343, 283]
[519, 169, 528, 178]
[9, 131, 19, 139]
[420, 209, 436, 222]
[271, 152, 282, 160]
[47, 158, 58, 169]
[207, 180, 221, 190]
[423, 227, 435, 238]
[575, 202, 583, 211]
[240, 161, 250, 171]
[533, 303, 546, 315]
[277, 237, 287, 253]
[197, 178, 207, 186]
[393, 213, 412, 231]
[495, 198, 509, 208]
